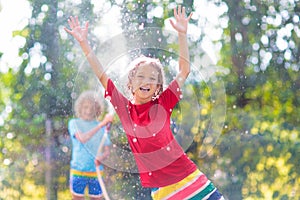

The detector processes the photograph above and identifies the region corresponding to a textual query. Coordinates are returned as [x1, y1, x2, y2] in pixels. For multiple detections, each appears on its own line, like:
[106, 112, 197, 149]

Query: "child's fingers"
[70, 16, 79, 27]
[95, 159, 101, 166]
[85, 21, 89, 30]
[173, 7, 178, 19]
[177, 5, 182, 16]
[67, 17, 75, 29]
[64, 27, 72, 34]
[187, 12, 193, 21]
[181, 6, 186, 17]
[169, 19, 176, 30]
[69, 16, 75, 26]
[67, 18, 71, 29]
[75, 16, 79, 26]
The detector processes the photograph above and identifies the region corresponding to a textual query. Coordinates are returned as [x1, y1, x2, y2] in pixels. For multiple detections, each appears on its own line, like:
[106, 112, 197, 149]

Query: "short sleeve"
[158, 80, 182, 110]
[104, 79, 130, 119]
[68, 119, 77, 138]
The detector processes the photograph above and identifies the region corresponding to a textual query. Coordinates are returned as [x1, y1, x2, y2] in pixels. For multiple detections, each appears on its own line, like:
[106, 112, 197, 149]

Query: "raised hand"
[170, 5, 193, 34]
[64, 16, 89, 43]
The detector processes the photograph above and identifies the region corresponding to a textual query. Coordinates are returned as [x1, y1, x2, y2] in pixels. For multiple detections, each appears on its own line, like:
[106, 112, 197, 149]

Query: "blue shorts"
[70, 169, 103, 197]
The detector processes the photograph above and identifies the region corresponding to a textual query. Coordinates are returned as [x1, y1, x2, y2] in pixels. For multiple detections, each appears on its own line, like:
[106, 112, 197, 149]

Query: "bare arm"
[64, 16, 108, 89]
[170, 6, 193, 87]
[75, 113, 113, 143]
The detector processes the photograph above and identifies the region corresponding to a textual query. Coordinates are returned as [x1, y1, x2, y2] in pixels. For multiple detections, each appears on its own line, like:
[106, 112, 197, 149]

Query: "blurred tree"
[215, 0, 300, 199]
[0, 0, 96, 199]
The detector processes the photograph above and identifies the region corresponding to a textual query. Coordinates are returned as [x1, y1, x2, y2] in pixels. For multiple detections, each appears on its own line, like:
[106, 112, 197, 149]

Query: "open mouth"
[140, 87, 150, 92]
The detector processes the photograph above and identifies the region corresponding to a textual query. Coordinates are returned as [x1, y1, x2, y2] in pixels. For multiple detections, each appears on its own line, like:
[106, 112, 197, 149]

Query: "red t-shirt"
[104, 79, 197, 187]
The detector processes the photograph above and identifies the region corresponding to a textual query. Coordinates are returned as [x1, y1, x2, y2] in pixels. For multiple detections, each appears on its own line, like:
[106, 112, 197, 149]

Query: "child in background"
[68, 90, 113, 200]
[65, 5, 224, 200]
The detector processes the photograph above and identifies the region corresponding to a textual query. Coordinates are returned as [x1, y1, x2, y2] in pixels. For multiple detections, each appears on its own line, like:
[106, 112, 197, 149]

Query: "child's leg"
[72, 194, 85, 200]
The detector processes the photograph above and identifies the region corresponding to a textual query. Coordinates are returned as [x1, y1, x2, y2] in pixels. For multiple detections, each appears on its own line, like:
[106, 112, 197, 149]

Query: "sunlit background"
[0, 0, 299, 199]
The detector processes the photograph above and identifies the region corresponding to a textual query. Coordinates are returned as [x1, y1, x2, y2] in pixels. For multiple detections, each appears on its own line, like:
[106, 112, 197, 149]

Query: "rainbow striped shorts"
[151, 169, 224, 200]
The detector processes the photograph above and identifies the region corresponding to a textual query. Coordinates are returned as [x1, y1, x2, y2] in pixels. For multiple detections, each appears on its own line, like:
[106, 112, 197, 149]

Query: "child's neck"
[132, 98, 151, 105]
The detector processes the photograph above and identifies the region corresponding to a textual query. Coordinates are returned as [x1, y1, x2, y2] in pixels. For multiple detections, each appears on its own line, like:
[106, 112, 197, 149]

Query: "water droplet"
[153, 133, 156, 137]
[148, 172, 152, 176]
[133, 138, 137, 142]
[138, 23, 144, 30]
[166, 146, 171, 151]
[169, 109, 172, 112]
[106, 96, 111, 101]
[179, 94, 183, 99]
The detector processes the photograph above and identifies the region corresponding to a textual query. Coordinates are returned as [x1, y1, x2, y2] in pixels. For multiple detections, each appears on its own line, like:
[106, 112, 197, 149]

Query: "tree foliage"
[216, 0, 300, 199]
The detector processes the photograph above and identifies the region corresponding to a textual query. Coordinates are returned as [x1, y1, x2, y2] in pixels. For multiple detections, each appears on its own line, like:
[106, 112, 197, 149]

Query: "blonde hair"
[74, 90, 103, 119]
[127, 56, 165, 97]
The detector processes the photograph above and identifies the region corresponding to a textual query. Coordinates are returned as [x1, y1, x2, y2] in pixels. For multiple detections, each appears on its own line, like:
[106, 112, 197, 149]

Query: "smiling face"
[130, 63, 161, 104]
[74, 91, 102, 121]
[80, 100, 97, 121]
[127, 56, 165, 104]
